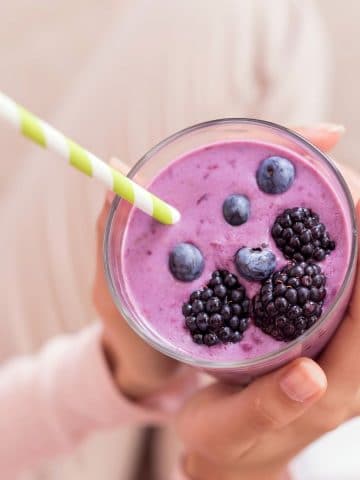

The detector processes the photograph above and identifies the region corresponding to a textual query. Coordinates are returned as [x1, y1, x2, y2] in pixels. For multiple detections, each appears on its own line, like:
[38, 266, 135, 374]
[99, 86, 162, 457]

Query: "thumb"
[178, 358, 327, 464]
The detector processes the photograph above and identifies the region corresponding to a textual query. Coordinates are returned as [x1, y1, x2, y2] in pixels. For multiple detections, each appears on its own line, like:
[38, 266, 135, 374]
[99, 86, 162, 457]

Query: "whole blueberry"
[169, 243, 204, 282]
[222, 194, 250, 226]
[256, 156, 295, 194]
[235, 247, 276, 281]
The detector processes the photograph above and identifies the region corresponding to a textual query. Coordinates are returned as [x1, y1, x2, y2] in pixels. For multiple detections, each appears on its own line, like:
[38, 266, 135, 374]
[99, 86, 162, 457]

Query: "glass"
[104, 119, 358, 383]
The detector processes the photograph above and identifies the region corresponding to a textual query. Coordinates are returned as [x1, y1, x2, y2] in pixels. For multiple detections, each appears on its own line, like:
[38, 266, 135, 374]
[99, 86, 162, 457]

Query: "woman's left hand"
[92, 159, 181, 400]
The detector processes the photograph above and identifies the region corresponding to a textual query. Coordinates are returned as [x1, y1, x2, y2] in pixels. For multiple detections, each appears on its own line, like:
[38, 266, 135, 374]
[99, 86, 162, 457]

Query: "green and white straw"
[0, 92, 180, 225]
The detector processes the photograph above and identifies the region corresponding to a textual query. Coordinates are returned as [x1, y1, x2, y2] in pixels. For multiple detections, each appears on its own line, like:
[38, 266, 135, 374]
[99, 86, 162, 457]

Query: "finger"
[293, 123, 345, 152]
[316, 201, 360, 404]
[349, 200, 360, 314]
[178, 358, 326, 464]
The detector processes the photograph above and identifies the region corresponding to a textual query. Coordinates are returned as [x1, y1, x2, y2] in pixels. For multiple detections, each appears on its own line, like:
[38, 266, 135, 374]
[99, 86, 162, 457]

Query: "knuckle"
[251, 396, 283, 431]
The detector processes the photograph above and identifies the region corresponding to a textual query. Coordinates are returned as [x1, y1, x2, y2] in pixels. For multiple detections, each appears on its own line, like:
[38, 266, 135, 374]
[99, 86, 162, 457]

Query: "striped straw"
[0, 92, 180, 225]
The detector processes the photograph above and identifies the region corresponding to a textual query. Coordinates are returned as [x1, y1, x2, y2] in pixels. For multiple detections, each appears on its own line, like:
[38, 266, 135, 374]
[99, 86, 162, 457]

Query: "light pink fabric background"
[0, 1, 359, 479]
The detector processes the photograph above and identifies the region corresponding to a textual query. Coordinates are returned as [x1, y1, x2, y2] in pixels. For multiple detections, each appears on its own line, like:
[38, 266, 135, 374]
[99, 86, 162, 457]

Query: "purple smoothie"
[120, 140, 351, 363]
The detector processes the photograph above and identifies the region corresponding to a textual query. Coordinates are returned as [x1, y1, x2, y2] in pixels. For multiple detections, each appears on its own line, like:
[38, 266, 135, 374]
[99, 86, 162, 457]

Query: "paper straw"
[0, 92, 180, 225]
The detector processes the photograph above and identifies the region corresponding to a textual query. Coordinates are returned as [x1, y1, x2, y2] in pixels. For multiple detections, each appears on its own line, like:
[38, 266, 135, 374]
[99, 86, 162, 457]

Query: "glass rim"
[104, 117, 358, 371]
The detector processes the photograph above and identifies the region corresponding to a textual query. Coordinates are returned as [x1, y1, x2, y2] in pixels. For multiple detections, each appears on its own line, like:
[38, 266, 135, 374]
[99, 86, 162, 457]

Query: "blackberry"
[169, 243, 204, 281]
[183, 269, 250, 346]
[271, 207, 335, 262]
[252, 261, 327, 341]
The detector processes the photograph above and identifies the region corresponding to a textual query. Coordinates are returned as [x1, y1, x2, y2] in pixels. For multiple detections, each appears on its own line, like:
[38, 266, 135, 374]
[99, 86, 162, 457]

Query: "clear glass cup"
[104, 119, 358, 384]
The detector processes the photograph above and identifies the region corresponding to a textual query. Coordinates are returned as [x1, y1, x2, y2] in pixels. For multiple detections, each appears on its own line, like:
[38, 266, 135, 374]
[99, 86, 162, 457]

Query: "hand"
[177, 123, 360, 480]
[178, 358, 327, 480]
[92, 159, 180, 400]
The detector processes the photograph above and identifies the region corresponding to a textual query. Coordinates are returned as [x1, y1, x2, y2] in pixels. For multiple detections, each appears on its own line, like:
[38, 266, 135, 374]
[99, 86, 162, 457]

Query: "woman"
[1, 0, 359, 478]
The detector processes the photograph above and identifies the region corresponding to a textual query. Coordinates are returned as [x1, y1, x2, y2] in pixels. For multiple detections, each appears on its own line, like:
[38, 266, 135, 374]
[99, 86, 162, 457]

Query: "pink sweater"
[0, 324, 193, 479]
[4, 1, 358, 479]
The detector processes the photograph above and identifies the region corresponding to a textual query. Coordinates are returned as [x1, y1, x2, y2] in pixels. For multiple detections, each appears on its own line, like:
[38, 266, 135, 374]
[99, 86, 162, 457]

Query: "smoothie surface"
[120, 141, 351, 362]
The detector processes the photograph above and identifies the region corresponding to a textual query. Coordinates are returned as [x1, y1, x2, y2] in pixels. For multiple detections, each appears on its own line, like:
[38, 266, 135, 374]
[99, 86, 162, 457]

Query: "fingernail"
[315, 123, 345, 134]
[280, 362, 326, 402]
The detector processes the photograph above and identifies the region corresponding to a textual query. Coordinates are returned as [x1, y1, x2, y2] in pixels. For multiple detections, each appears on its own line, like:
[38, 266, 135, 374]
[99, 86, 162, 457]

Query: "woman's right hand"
[177, 357, 327, 480]
[178, 204, 360, 480]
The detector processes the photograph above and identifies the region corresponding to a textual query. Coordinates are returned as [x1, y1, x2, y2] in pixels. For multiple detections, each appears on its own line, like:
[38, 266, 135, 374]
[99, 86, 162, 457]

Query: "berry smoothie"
[105, 120, 356, 380]
[119, 139, 351, 364]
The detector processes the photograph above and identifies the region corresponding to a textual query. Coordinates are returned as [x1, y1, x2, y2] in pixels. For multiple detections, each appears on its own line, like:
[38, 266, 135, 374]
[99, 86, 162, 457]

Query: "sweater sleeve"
[0, 324, 197, 478]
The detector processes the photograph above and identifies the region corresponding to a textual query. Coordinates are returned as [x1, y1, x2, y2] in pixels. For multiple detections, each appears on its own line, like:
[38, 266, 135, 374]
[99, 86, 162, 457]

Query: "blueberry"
[256, 156, 295, 194]
[222, 194, 250, 226]
[169, 243, 204, 282]
[235, 247, 276, 281]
